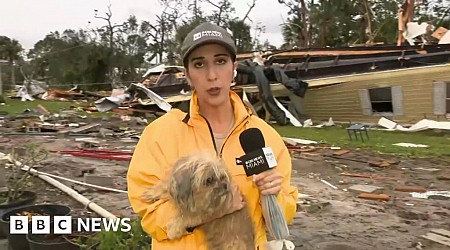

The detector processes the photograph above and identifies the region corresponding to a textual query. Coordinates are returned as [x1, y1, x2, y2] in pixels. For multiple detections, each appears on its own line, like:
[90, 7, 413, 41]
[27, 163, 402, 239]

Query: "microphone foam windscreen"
[239, 128, 265, 153]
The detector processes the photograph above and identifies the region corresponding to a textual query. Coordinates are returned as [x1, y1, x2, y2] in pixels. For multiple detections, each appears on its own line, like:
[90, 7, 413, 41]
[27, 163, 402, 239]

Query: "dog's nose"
[222, 182, 228, 191]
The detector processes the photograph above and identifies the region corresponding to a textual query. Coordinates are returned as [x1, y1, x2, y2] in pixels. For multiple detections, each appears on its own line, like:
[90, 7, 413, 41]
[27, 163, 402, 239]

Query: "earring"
[233, 69, 237, 78]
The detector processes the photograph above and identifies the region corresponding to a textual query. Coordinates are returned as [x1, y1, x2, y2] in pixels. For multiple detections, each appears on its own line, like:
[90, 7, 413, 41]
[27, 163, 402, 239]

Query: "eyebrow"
[190, 53, 229, 62]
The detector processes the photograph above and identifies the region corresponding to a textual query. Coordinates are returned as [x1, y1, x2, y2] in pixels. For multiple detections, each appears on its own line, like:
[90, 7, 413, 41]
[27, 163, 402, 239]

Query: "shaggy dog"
[142, 152, 255, 250]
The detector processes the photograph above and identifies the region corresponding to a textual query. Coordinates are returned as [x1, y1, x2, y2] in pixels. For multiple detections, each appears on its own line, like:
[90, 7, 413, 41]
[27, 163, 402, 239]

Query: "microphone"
[236, 128, 277, 176]
[237, 128, 291, 241]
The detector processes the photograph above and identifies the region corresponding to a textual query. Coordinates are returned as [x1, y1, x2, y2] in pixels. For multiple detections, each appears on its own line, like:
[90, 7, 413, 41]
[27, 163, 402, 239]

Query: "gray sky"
[0, 0, 290, 51]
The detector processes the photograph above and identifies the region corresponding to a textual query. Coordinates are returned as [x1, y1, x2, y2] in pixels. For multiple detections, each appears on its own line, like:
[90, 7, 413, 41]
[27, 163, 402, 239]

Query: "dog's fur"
[142, 151, 255, 250]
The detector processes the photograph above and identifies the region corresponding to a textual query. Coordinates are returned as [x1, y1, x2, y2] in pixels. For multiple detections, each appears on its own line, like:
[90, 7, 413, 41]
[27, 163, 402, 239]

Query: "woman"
[127, 22, 298, 250]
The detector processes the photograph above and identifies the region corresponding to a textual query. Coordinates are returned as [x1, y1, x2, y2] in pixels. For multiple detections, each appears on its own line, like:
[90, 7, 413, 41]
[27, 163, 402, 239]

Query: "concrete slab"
[348, 184, 383, 194]
[84, 174, 115, 188]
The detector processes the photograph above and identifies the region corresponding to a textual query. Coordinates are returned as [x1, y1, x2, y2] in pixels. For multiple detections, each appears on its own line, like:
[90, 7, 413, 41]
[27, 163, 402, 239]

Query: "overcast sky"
[0, 0, 291, 51]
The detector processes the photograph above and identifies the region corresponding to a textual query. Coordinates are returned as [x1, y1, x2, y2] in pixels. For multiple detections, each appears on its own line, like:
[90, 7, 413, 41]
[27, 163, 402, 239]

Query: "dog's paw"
[166, 221, 187, 240]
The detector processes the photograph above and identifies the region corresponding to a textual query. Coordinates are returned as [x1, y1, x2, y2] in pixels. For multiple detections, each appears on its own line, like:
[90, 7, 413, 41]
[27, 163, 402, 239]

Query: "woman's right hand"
[225, 182, 246, 215]
[191, 182, 246, 230]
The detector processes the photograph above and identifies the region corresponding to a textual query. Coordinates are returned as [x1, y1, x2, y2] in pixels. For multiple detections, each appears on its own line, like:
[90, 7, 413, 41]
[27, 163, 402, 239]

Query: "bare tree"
[93, 4, 125, 81]
[241, 0, 257, 23]
[94, 4, 125, 51]
[146, 1, 184, 63]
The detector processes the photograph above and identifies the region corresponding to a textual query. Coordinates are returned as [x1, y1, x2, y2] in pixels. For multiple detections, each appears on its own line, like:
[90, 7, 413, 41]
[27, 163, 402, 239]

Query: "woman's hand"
[211, 182, 246, 220]
[225, 182, 246, 213]
[253, 169, 282, 196]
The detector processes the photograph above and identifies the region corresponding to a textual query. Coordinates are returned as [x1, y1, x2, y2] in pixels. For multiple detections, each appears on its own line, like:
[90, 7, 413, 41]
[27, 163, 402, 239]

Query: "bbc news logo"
[10, 216, 131, 234]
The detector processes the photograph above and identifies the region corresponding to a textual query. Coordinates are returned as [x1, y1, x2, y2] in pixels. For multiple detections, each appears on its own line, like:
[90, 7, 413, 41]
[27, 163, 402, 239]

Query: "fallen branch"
[340, 172, 397, 180]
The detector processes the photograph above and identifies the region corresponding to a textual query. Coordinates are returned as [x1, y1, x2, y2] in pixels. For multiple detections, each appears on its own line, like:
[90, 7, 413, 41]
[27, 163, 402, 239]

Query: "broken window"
[359, 86, 403, 116]
[369, 87, 393, 113]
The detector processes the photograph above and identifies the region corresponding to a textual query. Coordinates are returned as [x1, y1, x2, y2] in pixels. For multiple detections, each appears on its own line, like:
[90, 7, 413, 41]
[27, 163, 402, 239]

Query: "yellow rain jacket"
[127, 90, 298, 250]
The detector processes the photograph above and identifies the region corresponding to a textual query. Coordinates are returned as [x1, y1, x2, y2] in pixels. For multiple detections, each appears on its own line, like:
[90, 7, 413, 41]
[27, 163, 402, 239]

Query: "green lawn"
[0, 97, 77, 114]
[273, 125, 450, 158]
[0, 97, 113, 117]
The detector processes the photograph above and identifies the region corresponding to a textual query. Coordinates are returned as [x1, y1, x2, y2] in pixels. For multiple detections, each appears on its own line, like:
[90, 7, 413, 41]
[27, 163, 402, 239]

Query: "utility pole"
[0, 59, 9, 96]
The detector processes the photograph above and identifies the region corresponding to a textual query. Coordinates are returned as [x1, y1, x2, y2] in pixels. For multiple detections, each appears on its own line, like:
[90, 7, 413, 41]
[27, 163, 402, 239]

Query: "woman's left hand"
[253, 169, 282, 196]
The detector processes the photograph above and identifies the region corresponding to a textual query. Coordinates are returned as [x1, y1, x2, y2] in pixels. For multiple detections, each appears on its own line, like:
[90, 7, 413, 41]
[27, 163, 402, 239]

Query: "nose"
[222, 182, 228, 191]
[207, 67, 218, 81]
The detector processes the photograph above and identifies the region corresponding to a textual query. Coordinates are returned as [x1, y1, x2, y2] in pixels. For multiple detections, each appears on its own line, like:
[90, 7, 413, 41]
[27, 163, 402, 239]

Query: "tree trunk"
[0, 64, 3, 96]
[299, 0, 309, 47]
[10, 61, 15, 86]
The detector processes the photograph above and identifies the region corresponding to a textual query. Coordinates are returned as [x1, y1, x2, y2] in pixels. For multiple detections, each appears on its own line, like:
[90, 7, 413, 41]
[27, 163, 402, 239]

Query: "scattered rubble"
[286, 138, 450, 249]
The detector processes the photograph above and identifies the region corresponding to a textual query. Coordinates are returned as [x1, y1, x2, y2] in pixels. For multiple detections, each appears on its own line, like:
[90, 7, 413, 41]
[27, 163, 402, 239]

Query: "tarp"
[236, 60, 309, 125]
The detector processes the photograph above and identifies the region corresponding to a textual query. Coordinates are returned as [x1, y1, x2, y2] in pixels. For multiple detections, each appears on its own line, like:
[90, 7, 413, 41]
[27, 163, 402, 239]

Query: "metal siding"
[302, 65, 450, 123]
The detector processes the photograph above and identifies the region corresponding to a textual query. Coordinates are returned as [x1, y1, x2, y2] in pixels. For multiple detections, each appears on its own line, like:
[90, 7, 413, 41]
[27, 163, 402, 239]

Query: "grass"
[273, 125, 450, 158]
[0, 97, 113, 117]
[0, 97, 76, 114]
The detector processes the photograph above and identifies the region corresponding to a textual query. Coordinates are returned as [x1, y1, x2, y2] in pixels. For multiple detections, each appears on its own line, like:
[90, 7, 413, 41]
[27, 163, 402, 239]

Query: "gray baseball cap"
[181, 22, 237, 65]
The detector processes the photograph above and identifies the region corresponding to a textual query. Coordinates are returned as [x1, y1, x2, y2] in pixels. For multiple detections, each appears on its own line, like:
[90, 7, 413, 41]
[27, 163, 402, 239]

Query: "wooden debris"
[415, 167, 442, 172]
[358, 193, 390, 201]
[298, 153, 324, 162]
[437, 175, 450, 181]
[432, 27, 449, 40]
[287, 145, 318, 153]
[369, 160, 400, 168]
[58, 123, 101, 134]
[339, 172, 397, 180]
[333, 149, 350, 156]
[431, 229, 450, 238]
[395, 186, 427, 193]
[421, 229, 450, 247]
[35, 104, 50, 115]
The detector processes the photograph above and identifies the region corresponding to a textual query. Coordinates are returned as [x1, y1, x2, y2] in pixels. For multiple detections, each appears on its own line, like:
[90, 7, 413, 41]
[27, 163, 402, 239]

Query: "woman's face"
[185, 43, 236, 110]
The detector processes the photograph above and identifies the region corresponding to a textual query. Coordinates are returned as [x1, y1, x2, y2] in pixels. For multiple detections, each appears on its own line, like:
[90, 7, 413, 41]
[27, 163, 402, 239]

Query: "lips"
[207, 87, 221, 96]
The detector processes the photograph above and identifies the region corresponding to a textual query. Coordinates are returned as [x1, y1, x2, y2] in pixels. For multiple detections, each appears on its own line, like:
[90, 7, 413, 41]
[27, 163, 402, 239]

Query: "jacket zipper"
[201, 115, 218, 154]
[219, 117, 249, 157]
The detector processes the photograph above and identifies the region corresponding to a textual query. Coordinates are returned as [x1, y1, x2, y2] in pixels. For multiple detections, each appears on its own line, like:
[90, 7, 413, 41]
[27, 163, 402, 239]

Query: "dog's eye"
[205, 177, 214, 185]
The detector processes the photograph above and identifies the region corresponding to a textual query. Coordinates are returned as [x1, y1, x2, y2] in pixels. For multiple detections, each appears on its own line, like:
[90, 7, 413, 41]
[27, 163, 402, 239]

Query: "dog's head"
[169, 151, 232, 216]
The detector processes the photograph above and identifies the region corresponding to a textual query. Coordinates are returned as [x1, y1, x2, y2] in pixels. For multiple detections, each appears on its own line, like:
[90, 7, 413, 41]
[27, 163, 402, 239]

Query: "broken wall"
[301, 64, 450, 124]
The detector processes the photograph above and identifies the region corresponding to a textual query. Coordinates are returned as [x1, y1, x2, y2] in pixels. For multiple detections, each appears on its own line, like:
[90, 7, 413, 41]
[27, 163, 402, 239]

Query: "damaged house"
[236, 44, 450, 124]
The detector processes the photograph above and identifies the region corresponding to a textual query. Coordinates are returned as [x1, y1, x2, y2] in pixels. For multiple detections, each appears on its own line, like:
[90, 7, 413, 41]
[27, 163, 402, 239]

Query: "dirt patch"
[287, 148, 450, 249]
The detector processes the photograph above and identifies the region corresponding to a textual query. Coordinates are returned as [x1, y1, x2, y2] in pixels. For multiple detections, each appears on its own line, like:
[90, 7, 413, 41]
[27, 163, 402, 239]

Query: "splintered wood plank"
[430, 229, 450, 238]
[421, 232, 450, 247]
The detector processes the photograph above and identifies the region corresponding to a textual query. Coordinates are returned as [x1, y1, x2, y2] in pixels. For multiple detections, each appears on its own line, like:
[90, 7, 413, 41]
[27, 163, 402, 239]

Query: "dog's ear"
[170, 168, 194, 211]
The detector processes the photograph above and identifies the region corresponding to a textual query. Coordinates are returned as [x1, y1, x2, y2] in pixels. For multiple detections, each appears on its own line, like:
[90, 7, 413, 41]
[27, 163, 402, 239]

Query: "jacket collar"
[183, 90, 252, 126]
